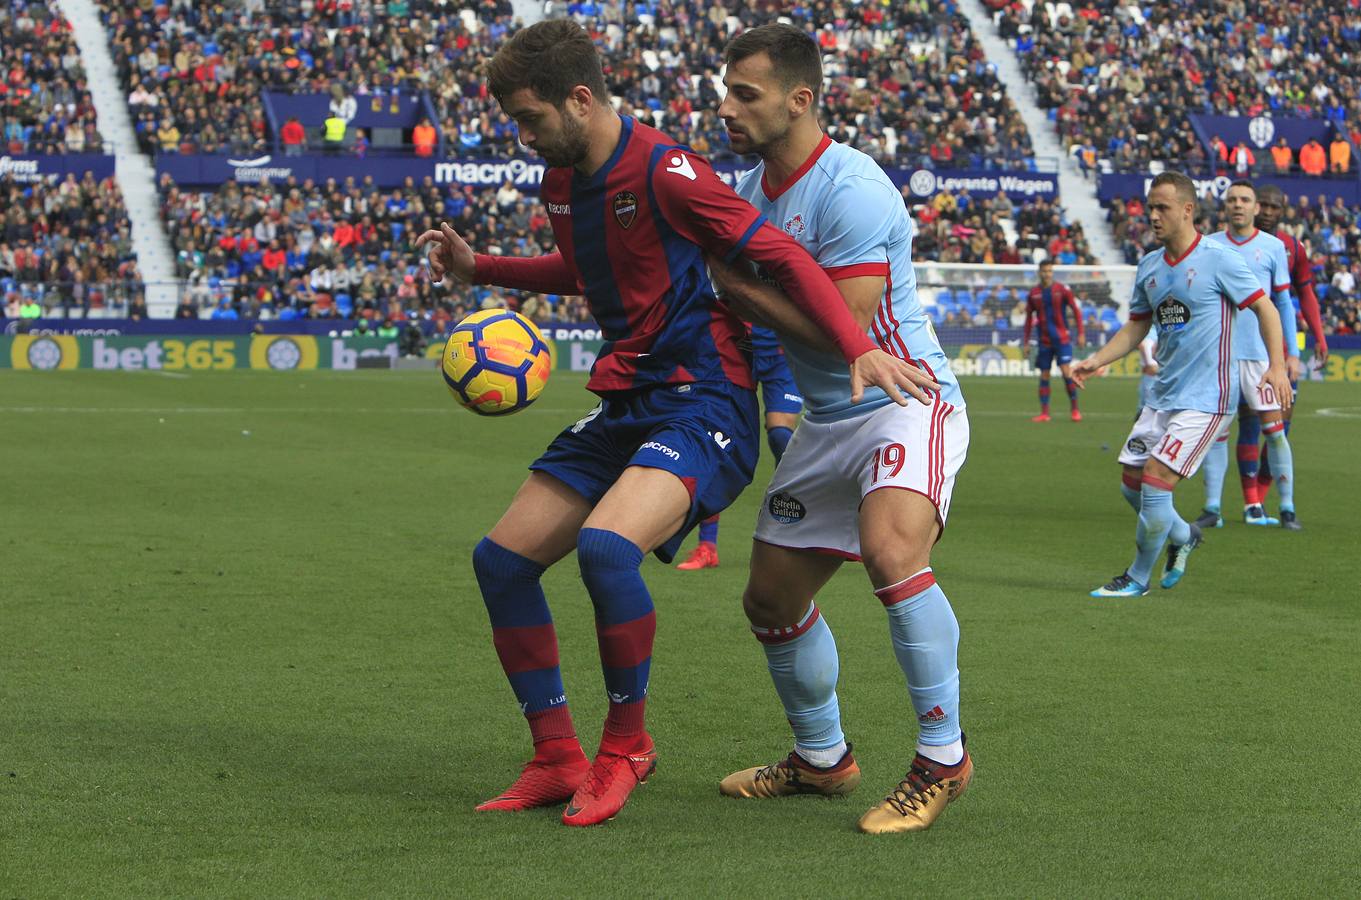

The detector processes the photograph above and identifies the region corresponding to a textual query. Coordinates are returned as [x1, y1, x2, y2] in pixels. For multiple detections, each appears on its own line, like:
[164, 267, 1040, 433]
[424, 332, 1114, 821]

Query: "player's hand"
[1286, 355, 1301, 383]
[1068, 356, 1101, 389]
[849, 349, 939, 406]
[1142, 363, 1159, 377]
[1315, 335, 1329, 365]
[414, 222, 476, 285]
[1261, 363, 1294, 411]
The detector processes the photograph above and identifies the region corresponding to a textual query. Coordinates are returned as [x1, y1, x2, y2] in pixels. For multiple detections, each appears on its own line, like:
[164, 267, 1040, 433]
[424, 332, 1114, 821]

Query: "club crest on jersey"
[1185, 267, 1198, 289]
[612, 191, 638, 229]
[1155, 297, 1192, 332]
[784, 214, 806, 237]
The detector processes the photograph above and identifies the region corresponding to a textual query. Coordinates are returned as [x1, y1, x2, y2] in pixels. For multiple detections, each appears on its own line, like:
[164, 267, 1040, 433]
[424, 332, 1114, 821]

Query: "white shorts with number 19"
[753, 399, 969, 560]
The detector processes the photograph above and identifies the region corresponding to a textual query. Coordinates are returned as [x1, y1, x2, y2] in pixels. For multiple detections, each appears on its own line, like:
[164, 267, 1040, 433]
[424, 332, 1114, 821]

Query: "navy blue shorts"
[1036, 342, 1073, 372]
[754, 346, 803, 416]
[530, 381, 759, 563]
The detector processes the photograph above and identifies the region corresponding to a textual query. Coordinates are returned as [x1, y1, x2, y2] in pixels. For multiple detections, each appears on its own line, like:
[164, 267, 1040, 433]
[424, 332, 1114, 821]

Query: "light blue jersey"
[1130, 234, 1265, 414]
[1207, 229, 1297, 362]
[733, 135, 963, 421]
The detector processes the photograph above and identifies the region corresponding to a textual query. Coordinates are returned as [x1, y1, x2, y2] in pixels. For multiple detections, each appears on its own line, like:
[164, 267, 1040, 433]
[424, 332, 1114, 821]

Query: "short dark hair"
[1150, 171, 1198, 206]
[725, 23, 823, 101]
[1228, 178, 1256, 194]
[1038, 259, 1054, 268]
[487, 19, 607, 107]
[1256, 183, 1286, 204]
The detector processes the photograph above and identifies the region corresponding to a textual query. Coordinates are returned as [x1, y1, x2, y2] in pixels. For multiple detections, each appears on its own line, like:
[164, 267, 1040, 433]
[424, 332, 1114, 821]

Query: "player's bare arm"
[1247, 296, 1294, 410]
[708, 255, 940, 405]
[1070, 317, 1151, 388]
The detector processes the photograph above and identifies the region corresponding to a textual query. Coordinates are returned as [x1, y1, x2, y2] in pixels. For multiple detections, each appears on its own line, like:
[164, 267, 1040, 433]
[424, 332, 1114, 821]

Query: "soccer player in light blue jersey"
[1196, 180, 1302, 530]
[1071, 172, 1294, 598]
[704, 24, 971, 834]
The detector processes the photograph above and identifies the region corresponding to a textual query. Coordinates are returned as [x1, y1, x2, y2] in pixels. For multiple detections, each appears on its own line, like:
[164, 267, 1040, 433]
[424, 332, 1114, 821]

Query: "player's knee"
[576, 528, 642, 581]
[742, 582, 805, 628]
[861, 541, 933, 593]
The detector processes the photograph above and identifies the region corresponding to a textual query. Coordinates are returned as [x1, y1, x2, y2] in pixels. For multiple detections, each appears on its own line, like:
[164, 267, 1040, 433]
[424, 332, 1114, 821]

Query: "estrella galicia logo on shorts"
[1155, 297, 1191, 332]
[767, 491, 806, 524]
[1127, 437, 1148, 454]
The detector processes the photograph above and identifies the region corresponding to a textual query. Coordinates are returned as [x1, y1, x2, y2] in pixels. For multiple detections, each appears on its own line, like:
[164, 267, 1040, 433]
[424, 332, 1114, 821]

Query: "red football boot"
[561, 735, 657, 826]
[1030, 412, 1052, 423]
[1070, 408, 1083, 422]
[476, 741, 590, 812]
[676, 541, 719, 570]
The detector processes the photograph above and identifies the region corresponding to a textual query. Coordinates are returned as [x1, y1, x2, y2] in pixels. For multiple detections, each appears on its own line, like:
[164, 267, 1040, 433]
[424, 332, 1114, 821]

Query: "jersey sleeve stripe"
[1272, 284, 1291, 293]
[722, 212, 769, 263]
[1236, 288, 1265, 310]
[825, 262, 890, 281]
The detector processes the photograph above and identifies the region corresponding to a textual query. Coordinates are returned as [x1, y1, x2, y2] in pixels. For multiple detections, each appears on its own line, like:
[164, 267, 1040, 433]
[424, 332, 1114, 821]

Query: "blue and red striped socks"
[1236, 416, 1262, 506]
[472, 537, 577, 748]
[1038, 377, 1051, 414]
[1064, 376, 1079, 412]
[697, 515, 719, 545]
[577, 528, 655, 754]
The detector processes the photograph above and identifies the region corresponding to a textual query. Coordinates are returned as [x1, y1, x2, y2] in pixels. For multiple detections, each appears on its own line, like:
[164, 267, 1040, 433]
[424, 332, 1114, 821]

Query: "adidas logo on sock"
[918, 705, 947, 723]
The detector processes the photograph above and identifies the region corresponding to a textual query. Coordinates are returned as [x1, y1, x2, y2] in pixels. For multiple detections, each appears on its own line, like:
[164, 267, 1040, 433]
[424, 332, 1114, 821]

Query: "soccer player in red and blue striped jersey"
[416, 19, 934, 828]
[1024, 260, 1086, 421]
[1253, 185, 1326, 528]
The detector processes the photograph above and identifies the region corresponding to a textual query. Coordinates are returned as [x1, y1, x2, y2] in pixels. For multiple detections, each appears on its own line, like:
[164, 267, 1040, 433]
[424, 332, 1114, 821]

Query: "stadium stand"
[2, 2, 104, 155]
[996, 0, 1361, 175]
[0, 171, 142, 317]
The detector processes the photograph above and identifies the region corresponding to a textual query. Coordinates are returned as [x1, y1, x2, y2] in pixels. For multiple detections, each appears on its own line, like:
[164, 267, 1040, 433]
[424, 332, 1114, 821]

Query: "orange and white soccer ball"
[441, 309, 552, 415]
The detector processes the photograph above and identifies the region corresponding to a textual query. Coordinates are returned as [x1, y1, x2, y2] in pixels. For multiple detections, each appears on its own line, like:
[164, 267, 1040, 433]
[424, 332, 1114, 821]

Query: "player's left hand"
[850, 349, 939, 406]
[1068, 356, 1100, 389]
[1286, 355, 1301, 383]
[1262, 363, 1294, 411]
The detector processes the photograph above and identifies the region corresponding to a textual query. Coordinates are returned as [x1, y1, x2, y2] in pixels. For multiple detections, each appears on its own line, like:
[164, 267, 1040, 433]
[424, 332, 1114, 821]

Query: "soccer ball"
[441, 309, 552, 415]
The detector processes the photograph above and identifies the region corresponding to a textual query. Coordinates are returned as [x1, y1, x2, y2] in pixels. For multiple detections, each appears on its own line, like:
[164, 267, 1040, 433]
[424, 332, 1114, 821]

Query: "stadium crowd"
[161, 173, 592, 326]
[996, 0, 1361, 175]
[0, 171, 142, 318]
[100, 0, 1038, 170]
[2, 2, 104, 156]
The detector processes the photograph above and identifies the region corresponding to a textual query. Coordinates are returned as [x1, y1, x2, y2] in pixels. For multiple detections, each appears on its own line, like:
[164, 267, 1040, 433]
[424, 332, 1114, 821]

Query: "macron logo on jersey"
[665, 153, 697, 181]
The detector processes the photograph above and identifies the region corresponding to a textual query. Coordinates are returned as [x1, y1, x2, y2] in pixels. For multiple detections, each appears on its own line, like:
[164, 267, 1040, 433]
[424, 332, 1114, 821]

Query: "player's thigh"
[744, 540, 843, 627]
[765, 411, 799, 432]
[1035, 346, 1055, 374]
[858, 488, 941, 590]
[1058, 361, 1074, 379]
[853, 400, 967, 589]
[583, 465, 694, 555]
[486, 471, 594, 567]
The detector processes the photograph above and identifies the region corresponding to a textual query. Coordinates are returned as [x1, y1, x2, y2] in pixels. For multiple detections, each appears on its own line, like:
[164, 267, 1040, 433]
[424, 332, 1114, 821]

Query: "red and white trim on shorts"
[874, 567, 937, 607]
[753, 538, 863, 563]
[751, 601, 821, 644]
[1176, 412, 1226, 477]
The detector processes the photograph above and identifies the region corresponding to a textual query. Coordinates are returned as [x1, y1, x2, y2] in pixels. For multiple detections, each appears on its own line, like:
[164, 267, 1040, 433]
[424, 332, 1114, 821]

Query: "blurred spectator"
[281, 116, 306, 156]
[0, 2, 103, 156]
[1299, 139, 1326, 176]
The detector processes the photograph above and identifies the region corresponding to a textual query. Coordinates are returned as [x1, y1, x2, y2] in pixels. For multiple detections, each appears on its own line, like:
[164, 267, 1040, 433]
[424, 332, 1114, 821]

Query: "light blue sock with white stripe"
[1264, 425, 1295, 512]
[1130, 481, 1190, 586]
[1202, 436, 1229, 513]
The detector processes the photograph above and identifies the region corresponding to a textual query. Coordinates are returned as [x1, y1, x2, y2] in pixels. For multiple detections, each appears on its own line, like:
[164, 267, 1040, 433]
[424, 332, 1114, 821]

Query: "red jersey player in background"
[1023, 259, 1086, 421]
[416, 19, 933, 828]
[1253, 184, 1326, 517]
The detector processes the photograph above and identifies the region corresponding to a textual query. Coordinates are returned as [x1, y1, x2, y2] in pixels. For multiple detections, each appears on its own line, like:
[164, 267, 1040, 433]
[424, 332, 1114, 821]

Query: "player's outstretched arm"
[1248, 297, 1294, 410]
[709, 256, 940, 405]
[415, 222, 578, 295]
[1070, 316, 1151, 388]
[1297, 280, 1327, 363]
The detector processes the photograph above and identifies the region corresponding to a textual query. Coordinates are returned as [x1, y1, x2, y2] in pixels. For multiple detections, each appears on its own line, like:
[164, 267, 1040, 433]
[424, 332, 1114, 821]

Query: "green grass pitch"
[3, 369, 1359, 897]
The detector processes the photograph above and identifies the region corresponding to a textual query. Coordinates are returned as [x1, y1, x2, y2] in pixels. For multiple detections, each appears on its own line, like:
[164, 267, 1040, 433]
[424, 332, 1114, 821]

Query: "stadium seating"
[2, 2, 103, 155]
[996, 0, 1361, 175]
[0, 171, 141, 316]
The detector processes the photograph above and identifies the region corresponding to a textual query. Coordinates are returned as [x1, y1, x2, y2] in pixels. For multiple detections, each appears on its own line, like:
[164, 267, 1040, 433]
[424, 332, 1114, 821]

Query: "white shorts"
[1238, 359, 1281, 413]
[1118, 407, 1228, 477]
[753, 399, 969, 559]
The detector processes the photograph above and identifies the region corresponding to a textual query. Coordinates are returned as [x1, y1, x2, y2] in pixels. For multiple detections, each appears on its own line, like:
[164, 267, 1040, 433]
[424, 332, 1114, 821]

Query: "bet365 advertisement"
[3, 335, 1354, 381]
